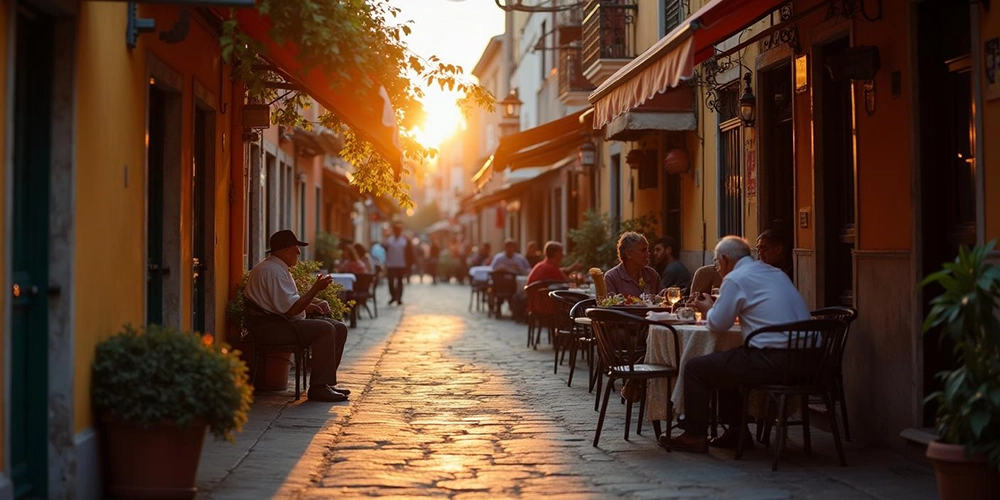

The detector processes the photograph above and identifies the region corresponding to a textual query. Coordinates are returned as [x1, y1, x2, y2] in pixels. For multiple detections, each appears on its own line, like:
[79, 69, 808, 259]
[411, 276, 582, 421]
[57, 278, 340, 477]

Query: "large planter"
[926, 440, 1000, 500]
[102, 414, 207, 499]
[260, 351, 292, 391]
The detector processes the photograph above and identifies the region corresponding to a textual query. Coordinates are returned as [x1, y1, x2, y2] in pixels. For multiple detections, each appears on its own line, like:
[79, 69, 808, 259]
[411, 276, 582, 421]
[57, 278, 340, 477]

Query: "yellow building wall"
[983, 8, 1000, 241]
[0, 0, 8, 472]
[73, 3, 231, 433]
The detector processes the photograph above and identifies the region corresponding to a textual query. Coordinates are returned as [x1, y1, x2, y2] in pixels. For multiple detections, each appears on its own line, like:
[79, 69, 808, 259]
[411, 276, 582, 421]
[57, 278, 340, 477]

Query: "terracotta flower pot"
[260, 351, 293, 391]
[102, 415, 207, 499]
[926, 440, 1000, 500]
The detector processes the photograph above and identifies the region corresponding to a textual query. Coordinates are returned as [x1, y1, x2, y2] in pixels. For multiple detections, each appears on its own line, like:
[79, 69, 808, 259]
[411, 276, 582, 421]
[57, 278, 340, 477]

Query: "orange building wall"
[73, 3, 231, 433]
[983, 8, 1000, 241]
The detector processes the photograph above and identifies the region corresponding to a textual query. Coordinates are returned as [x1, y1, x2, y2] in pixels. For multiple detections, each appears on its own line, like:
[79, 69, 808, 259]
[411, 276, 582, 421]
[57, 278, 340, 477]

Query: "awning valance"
[216, 7, 403, 175]
[589, 0, 787, 130]
[463, 164, 569, 212]
[472, 109, 593, 186]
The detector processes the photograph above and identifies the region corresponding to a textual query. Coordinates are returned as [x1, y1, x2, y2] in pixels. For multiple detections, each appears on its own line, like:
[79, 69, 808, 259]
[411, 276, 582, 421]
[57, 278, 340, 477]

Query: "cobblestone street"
[198, 281, 938, 499]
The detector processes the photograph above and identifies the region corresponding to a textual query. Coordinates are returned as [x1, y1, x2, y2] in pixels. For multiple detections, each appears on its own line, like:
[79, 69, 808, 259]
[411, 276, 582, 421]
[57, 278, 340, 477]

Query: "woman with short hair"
[603, 231, 660, 297]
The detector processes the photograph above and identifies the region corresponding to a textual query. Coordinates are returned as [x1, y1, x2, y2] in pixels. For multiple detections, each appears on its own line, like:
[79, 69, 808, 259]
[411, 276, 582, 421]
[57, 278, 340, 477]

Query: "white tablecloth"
[468, 265, 492, 283]
[645, 322, 742, 421]
[329, 273, 356, 292]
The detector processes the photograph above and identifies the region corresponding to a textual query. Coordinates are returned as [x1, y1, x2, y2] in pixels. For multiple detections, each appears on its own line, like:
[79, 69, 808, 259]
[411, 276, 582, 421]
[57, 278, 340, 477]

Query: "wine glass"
[711, 286, 721, 301]
[666, 287, 682, 312]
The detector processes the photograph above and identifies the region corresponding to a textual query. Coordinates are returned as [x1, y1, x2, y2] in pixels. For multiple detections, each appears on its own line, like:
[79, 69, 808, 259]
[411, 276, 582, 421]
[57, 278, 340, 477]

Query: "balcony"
[582, 0, 638, 87]
[558, 44, 595, 106]
[557, 4, 583, 43]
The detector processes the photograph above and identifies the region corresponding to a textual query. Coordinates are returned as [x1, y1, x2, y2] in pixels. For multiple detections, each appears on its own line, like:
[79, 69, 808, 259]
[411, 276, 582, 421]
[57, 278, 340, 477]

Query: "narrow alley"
[197, 280, 937, 499]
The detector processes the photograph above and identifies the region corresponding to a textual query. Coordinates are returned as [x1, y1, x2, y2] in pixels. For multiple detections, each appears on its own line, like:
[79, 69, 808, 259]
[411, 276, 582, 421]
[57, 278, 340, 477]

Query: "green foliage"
[289, 260, 351, 321]
[225, 271, 251, 336]
[921, 240, 1000, 466]
[313, 231, 341, 270]
[567, 209, 660, 270]
[218, 0, 495, 207]
[92, 324, 253, 441]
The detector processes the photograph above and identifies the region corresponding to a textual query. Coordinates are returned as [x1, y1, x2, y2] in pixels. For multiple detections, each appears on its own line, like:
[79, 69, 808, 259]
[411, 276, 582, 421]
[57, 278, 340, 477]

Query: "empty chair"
[548, 290, 589, 380]
[524, 280, 568, 348]
[810, 306, 858, 441]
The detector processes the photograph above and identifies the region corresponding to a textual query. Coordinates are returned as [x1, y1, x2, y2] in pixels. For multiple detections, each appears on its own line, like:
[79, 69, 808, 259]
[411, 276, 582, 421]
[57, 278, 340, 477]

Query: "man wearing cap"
[244, 230, 351, 403]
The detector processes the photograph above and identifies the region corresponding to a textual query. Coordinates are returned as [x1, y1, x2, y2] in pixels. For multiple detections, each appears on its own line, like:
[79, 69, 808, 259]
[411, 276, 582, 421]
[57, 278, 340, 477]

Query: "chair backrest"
[352, 273, 376, 298]
[587, 308, 678, 372]
[811, 306, 857, 368]
[689, 265, 722, 296]
[489, 270, 518, 296]
[525, 279, 568, 314]
[243, 297, 297, 341]
[549, 290, 589, 331]
[569, 297, 597, 319]
[744, 318, 845, 387]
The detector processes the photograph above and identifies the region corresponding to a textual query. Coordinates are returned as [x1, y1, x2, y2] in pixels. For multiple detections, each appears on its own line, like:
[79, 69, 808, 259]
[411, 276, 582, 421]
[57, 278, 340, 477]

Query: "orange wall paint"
[0, 0, 8, 472]
[73, 3, 232, 433]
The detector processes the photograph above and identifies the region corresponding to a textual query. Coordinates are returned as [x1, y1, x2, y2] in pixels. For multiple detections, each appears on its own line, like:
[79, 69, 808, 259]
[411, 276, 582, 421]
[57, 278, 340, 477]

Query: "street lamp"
[499, 89, 522, 136]
[579, 140, 596, 168]
[739, 72, 756, 128]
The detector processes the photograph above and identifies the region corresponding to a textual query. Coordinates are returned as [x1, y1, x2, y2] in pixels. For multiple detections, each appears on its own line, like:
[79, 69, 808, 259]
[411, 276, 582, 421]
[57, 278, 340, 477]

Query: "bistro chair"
[244, 299, 310, 401]
[488, 270, 518, 319]
[810, 306, 858, 441]
[586, 308, 681, 448]
[524, 280, 569, 348]
[735, 319, 848, 471]
[346, 273, 377, 327]
[548, 290, 589, 380]
[568, 298, 598, 391]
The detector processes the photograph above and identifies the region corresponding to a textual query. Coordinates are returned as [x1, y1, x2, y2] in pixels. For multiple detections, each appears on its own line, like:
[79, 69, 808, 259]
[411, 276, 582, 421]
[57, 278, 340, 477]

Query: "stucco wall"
[72, 3, 231, 433]
[0, 0, 8, 472]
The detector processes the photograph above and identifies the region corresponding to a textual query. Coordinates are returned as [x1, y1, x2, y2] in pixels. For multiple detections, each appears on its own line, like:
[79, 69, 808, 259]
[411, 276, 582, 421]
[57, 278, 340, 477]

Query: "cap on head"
[268, 230, 308, 253]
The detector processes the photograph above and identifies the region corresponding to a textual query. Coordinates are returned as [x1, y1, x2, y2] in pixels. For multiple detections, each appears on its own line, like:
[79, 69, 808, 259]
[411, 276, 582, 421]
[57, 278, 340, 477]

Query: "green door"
[10, 6, 52, 497]
[147, 85, 166, 324]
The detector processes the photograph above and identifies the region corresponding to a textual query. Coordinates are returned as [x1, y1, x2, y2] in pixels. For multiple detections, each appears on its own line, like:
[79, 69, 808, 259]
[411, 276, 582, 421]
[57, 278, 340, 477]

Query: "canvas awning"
[215, 7, 403, 176]
[589, 0, 788, 130]
[471, 109, 593, 187]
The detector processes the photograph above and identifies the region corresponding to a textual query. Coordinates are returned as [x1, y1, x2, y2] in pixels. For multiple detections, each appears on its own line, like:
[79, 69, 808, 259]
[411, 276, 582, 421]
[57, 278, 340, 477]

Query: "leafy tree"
[219, 0, 495, 208]
[567, 209, 660, 269]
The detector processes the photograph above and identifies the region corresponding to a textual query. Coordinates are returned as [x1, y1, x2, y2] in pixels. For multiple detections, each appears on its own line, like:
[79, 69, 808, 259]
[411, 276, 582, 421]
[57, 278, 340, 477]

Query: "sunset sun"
[414, 90, 464, 150]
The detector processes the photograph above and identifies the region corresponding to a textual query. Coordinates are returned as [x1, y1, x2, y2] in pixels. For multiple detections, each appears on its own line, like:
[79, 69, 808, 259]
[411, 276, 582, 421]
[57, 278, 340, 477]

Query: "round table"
[644, 321, 742, 421]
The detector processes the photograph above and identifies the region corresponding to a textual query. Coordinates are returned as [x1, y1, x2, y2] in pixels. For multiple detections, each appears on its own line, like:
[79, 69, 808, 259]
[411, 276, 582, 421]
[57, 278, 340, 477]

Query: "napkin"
[647, 311, 677, 322]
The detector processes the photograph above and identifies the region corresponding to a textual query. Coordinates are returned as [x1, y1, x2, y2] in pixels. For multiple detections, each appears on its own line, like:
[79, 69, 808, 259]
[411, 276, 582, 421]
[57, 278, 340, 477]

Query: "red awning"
[215, 7, 403, 175]
[471, 109, 593, 186]
[589, 0, 786, 129]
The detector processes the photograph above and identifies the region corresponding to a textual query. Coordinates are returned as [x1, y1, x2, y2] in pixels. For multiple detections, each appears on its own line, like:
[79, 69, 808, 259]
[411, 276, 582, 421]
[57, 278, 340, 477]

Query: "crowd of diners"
[476, 227, 815, 454]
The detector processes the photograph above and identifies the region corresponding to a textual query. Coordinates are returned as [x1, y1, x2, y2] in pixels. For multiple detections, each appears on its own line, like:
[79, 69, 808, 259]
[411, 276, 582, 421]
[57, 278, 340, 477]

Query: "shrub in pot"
[921, 241, 1000, 499]
[92, 324, 253, 499]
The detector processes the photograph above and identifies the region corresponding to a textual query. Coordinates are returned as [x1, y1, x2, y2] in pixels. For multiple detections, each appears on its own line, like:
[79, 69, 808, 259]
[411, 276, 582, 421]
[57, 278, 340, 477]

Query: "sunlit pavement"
[198, 279, 937, 499]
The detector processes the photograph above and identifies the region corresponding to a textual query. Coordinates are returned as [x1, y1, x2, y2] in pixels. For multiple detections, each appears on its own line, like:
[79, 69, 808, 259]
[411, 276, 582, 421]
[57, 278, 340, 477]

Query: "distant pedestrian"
[384, 223, 413, 305]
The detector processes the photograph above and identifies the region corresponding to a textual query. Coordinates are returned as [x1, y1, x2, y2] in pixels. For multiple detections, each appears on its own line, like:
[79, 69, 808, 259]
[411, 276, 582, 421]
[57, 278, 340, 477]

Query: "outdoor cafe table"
[644, 321, 742, 421]
[329, 273, 356, 292]
[468, 265, 492, 283]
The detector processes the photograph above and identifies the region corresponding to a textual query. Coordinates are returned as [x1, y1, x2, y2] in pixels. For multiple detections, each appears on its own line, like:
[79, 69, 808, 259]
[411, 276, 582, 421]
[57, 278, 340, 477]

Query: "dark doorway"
[759, 62, 795, 278]
[11, 5, 53, 497]
[916, 0, 974, 425]
[817, 37, 855, 307]
[147, 85, 167, 324]
[192, 106, 210, 334]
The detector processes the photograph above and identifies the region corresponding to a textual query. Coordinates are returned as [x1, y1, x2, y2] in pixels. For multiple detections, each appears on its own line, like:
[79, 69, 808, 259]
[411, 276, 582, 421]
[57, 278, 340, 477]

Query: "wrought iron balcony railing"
[582, 0, 638, 73]
[559, 44, 595, 97]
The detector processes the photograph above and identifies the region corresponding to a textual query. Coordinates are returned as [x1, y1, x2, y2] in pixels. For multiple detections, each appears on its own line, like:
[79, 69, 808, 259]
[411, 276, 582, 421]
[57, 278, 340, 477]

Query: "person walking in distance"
[384, 222, 412, 305]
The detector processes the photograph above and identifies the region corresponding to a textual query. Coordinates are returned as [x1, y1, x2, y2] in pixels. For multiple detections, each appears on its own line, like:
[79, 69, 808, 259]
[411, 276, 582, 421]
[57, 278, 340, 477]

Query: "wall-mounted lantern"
[739, 72, 756, 128]
[499, 89, 522, 136]
[579, 140, 596, 168]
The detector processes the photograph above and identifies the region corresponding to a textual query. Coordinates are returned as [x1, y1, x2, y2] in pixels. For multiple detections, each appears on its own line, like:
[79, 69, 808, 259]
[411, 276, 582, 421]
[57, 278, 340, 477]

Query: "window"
[663, 0, 683, 34]
[638, 149, 658, 190]
[540, 21, 548, 83]
[718, 121, 743, 237]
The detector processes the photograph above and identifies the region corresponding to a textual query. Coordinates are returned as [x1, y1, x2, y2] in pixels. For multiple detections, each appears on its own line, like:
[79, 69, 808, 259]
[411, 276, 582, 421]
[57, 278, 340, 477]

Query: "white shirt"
[706, 256, 810, 348]
[384, 234, 408, 269]
[244, 256, 305, 319]
[490, 251, 531, 275]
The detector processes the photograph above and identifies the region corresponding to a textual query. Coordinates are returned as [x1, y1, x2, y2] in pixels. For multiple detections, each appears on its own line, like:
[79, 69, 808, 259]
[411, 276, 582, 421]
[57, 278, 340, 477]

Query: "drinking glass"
[666, 287, 682, 312]
[711, 287, 721, 301]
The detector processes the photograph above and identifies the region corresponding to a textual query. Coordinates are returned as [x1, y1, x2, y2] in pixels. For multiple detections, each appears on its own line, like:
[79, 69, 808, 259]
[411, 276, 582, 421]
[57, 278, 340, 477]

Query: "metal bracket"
[126, 2, 156, 49]
[159, 8, 190, 45]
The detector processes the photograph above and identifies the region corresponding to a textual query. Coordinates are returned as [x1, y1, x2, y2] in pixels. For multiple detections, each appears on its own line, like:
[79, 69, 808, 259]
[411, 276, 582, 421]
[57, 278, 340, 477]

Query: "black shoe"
[328, 385, 351, 395]
[307, 386, 347, 402]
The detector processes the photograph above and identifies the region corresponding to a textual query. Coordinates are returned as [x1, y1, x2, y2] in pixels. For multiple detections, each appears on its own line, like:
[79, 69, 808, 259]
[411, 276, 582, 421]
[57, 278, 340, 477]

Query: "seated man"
[491, 239, 532, 275]
[525, 241, 581, 315]
[757, 228, 792, 278]
[654, 236, 691, 292]
[667, 236, 810, 452]
[245, 230, 351, 403]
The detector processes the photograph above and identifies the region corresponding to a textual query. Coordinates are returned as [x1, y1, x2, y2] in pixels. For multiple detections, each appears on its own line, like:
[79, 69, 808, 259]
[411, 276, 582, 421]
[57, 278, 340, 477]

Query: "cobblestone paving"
[200, 280, 938, 499]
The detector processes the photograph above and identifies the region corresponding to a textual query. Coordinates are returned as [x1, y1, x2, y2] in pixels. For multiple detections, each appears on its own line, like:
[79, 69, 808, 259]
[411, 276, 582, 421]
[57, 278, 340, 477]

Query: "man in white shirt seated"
[666, 236, 811, 452]
[490, 239, 532, 275]
[245, 230, 351, 403]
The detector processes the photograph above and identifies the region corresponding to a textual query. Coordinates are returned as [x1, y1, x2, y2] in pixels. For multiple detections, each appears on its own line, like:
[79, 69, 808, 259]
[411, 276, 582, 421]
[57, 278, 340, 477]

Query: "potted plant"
[92, 324, 253, 499]
[921, 240, 1000, 499]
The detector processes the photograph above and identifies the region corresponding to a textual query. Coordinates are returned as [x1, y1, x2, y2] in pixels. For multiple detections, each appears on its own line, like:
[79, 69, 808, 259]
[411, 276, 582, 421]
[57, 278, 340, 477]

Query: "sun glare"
[415, 90, 463, 150]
